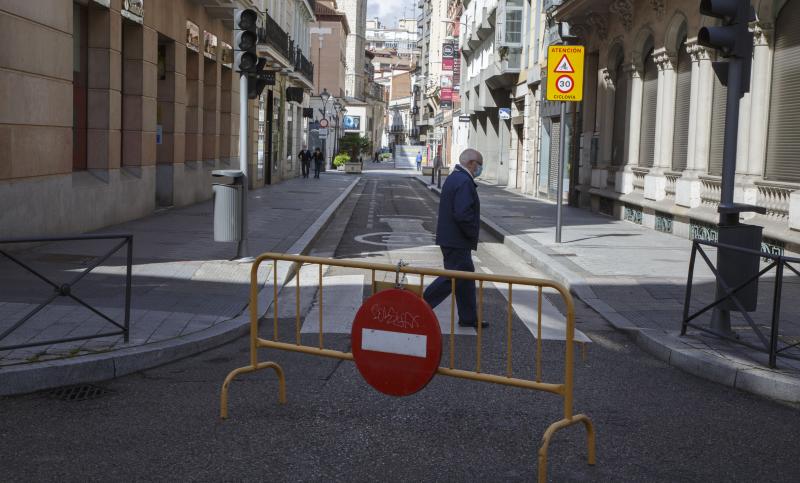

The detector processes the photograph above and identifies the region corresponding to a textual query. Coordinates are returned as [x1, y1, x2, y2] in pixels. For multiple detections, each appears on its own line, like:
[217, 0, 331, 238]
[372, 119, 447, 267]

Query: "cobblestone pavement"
[0, 173, 356, 366]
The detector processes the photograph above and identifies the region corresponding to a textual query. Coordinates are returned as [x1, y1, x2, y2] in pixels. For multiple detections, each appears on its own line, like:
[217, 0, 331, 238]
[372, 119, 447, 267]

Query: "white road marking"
[301, 275, 364, 334]
[361, 329, 427, 357]
[480, 267, 591, 343]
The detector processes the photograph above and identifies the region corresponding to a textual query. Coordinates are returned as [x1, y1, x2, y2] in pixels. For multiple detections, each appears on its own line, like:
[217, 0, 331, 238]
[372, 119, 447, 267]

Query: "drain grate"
[48, 384, 111, 401]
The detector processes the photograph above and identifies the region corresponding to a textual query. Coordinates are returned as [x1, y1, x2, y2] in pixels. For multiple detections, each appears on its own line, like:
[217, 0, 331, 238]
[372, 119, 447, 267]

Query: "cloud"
[367, 0, 413, 26]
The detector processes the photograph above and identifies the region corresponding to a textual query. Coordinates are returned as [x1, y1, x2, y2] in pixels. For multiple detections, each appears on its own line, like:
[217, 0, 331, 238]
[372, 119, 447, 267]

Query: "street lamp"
[318, 88, 333, 170]
[332, 100, 343, 160]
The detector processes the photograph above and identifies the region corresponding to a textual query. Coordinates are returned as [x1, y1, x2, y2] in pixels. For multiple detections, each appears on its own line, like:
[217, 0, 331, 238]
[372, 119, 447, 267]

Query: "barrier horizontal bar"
[251, 252, 572, 296]
[436, 367, 564, 395]
[258, 339, 564, 395]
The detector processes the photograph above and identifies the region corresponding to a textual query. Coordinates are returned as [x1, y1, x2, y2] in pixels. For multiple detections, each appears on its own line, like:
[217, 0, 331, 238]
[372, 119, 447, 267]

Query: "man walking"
[312, 147, 324, 179]
[423, 149, 487, 328]
[298, 146, 312, 178]
[416, 150, 423, 171]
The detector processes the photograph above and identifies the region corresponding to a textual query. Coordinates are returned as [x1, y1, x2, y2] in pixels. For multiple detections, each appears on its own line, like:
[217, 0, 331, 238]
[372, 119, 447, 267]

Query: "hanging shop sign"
[186, 21, 200, 52]
[203, 31, 217, 61]
[122, 0, 143, 23]
[220, 42, 233, 68]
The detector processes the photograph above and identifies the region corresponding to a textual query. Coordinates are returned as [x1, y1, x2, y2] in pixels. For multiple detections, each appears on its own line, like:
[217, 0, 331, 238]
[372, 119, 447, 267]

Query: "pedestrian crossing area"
[272, 266, 590, 343]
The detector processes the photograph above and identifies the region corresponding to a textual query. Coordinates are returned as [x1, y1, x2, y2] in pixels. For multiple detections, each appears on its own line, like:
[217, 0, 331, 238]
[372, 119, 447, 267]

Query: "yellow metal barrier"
[220, 253, 596, 482]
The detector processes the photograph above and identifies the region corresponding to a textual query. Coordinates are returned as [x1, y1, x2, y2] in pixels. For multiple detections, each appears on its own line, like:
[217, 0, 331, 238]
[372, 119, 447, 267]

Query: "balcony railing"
[294, 47, 314, 83]
[259, 11, 290, 61]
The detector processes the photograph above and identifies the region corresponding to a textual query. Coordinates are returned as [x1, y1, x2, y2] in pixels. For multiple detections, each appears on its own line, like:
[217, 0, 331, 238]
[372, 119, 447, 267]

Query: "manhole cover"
[47, 384, 111, 401]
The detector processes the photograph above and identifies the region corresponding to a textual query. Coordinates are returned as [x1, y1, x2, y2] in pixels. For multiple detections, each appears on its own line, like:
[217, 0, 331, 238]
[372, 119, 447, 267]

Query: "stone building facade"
[552, 0, 800, 251]
[0, 0, 316, 238]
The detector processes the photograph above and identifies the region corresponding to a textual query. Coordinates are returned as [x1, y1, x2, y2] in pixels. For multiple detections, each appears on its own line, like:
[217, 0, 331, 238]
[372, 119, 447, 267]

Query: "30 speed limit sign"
[547, 46, 585, 102]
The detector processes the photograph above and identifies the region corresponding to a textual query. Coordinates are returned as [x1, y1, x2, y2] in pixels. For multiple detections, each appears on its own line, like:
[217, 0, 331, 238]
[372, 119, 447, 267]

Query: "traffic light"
[247, 59, 269, 99]
[234, 8, 258, 73]
[698, 0, 755, 91]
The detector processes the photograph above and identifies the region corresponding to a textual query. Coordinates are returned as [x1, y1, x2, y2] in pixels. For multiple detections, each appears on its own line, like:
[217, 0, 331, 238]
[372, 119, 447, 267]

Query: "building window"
[639, 46, 657, 168]
[504, 0, 524, 45]
[672, 37, 691, 171]
[73, 2, 88, 170]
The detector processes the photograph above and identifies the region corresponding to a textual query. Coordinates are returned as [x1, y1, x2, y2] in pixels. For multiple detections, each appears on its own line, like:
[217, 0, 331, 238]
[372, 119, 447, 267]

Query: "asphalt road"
[1, 168, 799, 482]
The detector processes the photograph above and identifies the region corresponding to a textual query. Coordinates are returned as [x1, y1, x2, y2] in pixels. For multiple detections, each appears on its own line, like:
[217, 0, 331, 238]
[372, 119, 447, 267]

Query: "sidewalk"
[416, 176, 800, 403]
[0, 173, 359, 395]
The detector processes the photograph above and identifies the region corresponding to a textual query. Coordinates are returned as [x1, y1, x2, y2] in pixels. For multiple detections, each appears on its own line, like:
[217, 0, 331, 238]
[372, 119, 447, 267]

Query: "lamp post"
[318, 88, 332, 170]
[332, 100, 342, 164]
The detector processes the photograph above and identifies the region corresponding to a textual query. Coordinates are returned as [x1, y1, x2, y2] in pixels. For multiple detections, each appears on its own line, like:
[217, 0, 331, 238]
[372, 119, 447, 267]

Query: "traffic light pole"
[237, 73, 251, 259]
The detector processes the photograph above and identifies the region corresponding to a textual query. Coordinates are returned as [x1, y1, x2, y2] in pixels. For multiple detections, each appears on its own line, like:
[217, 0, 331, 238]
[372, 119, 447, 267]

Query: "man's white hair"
[459, 148, 483, 166]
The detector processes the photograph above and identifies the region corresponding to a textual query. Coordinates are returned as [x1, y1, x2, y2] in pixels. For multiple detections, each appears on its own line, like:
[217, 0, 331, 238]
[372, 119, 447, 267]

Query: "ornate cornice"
[609, 0, 634, 31]
[586, 13, 609, 41]
[653, 47, 676, 71]
[750, 21, 774, 46]
[686, 38, 711, 62]
[649, 0, 665, 17]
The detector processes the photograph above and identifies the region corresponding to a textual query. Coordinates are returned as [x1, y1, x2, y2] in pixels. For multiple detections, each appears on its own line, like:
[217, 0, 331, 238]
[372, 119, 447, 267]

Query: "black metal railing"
[682, 239, 800, 368]
[294, 47, 314, 82]
[0, 234, 133, 352]
[259, 12, 290, 61]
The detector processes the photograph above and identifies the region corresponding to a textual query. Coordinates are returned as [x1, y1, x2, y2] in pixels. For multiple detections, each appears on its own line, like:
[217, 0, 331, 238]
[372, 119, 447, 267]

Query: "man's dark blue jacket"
[435, 165, 480, 250]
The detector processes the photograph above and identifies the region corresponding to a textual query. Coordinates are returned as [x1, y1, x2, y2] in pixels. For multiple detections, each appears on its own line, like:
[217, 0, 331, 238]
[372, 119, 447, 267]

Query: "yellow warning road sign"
[547, 46, 585, 102]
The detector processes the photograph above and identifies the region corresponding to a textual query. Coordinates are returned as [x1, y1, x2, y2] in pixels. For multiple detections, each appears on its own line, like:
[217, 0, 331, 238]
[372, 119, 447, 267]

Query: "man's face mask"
[474, 163, 483, 178]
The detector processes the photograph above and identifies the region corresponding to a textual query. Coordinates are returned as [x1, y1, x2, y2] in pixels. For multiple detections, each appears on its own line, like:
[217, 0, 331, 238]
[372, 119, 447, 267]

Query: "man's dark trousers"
[301, 160, 310, 178]
[423, 247, 477, 324]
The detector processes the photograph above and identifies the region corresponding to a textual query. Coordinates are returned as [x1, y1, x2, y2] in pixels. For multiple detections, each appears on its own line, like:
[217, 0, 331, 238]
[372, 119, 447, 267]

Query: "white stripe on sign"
[361, 329, 427, 358]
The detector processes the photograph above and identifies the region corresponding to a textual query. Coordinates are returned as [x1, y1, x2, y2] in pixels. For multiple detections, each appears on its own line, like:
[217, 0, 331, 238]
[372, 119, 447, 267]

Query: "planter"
[345, 162, 362, 174]
[422, 166, 434, 176]
[336, 166, 345, 171]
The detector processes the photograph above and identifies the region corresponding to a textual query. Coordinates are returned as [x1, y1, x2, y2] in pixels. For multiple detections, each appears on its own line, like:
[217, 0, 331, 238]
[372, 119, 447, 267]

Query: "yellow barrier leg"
[537, 414, 596, 482]
[219, 361, 287, 420]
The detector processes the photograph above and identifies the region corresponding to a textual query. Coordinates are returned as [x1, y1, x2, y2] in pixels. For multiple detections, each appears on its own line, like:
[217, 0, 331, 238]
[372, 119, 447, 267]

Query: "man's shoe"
[458, 320, 489, 328]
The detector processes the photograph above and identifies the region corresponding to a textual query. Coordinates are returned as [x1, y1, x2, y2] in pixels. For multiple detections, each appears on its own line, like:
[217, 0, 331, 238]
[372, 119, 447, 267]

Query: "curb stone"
[415, 176, 800, 404]
[0, 177, 361, 396]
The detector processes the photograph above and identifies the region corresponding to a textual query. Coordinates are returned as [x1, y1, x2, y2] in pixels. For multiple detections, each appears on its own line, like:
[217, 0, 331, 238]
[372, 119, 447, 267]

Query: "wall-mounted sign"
[186, 21, 200, 52]
[220, 42, 233, 68]
[459, 115, 471, 122]
[122, 0, 143, 23]
[442, 42, 455, 71]
[203, 31, 217, 60]
[343, 115, 361, 131]
[286, 87, 304, 104]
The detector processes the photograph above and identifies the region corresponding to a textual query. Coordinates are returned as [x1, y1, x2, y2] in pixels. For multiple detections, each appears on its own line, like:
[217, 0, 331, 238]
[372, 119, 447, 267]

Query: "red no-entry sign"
[351, 289, 442, 396]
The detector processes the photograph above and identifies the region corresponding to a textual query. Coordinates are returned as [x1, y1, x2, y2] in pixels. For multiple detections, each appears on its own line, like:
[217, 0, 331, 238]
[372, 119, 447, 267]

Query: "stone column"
[593, 68, 613, 189]
[746, 23, 774, 178]
[616, 62, 643, 194]
[645, 48, 677, 201]
[121, 21, 157, 168]
[202, 56, 220, 166]
[87, 4, 121, 171]
[676, 40, 713, 208]
[579, 53, 599, 205]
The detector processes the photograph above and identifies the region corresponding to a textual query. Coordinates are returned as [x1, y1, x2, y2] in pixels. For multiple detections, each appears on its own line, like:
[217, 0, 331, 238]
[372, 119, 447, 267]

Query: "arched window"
[672, 37, 691, 171]
[611, 50, 627, 166]
[765, 0, 800, 183]
[639, 44, 658, 168]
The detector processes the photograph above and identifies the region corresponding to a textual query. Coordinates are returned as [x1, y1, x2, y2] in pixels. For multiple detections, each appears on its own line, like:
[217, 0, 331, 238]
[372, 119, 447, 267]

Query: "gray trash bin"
[212, 170, 244, 242]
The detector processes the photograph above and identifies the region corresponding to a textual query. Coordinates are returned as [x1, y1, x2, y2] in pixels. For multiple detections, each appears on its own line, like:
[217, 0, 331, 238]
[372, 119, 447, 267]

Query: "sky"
[366, 0, 416, 28]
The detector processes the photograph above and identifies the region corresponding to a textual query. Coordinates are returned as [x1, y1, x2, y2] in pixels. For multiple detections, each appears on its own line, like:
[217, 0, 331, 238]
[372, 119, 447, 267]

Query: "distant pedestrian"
[423, 148, 486, 328]
[374, 151, 380, 163]
[298, 146, 312, 178]
[416, 150, 423, 171]
[312, 147, 324, 178]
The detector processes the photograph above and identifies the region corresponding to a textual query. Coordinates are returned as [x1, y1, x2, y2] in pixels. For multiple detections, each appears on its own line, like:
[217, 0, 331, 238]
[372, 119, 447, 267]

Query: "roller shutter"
[765, 1, 800, 183]
[672, 44, 691, 171]
[611, 60, 628, 166]
[639, 51, 658, 168]
[548, 119, 561, 198]
[708, 71, 727, 176]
